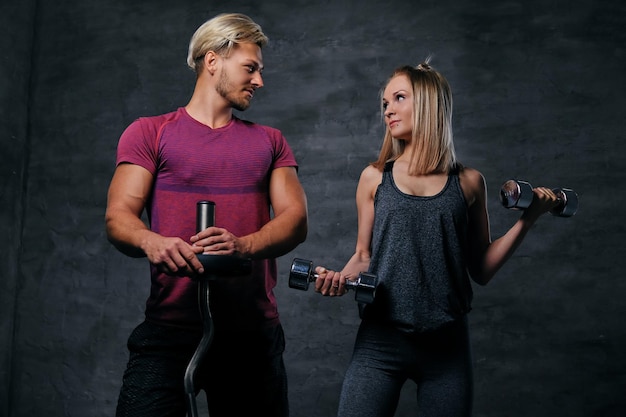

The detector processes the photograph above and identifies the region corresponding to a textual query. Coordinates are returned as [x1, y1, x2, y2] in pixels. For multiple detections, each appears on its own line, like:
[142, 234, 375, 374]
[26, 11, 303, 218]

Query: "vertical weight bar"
[196, 201, 215, 233]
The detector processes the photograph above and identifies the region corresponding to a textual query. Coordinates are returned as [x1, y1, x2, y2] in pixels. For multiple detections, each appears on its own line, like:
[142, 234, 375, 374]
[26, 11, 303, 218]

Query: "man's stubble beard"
[216, 69, 250, 112]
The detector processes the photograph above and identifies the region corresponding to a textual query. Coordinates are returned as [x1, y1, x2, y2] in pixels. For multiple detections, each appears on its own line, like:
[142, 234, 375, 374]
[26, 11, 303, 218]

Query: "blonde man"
[107, 13, 307, 417]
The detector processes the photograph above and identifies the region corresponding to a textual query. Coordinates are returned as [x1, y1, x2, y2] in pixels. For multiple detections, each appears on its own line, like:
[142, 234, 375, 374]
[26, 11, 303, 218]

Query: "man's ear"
[203, 51, 219, 76]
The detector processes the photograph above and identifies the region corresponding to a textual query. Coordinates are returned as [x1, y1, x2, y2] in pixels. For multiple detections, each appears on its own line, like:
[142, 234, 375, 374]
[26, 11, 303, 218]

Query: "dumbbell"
[289, 258, 378, 304]
[499, 179, 578, 217]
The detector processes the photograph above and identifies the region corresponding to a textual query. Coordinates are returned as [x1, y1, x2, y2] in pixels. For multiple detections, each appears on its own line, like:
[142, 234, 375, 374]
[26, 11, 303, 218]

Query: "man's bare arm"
[105, 163, 204, 274]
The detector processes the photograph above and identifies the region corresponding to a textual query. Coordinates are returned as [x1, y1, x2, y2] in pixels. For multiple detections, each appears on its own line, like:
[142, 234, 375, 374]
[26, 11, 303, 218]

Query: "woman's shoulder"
[358, 164, 384, 191]
[457, 164, 483, 182]
[361, 164, 384, 179]
[456, 164, 486, 206]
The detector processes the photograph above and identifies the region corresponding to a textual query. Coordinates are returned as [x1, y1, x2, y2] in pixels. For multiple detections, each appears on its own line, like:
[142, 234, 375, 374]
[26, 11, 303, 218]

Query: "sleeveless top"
[362, 161, 473, 333]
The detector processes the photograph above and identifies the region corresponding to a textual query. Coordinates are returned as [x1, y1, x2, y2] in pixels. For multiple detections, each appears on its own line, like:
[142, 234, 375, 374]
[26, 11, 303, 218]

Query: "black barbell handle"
[184, 277, 213, 417]
[184, 201, 216, 417]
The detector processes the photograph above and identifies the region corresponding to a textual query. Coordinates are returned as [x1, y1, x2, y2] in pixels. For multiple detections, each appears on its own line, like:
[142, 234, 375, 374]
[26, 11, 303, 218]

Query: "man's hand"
[143, 234, 205, 276]
[190, 226, 246, 258]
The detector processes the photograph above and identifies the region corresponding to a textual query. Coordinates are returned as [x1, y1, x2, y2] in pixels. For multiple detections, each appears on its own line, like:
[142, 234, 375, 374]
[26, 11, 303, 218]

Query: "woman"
[314, 60, 559, 417]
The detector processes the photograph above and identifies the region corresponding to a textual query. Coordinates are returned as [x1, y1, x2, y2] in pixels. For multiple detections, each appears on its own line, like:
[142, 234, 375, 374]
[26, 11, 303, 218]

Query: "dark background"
[2, 0, 625, 416]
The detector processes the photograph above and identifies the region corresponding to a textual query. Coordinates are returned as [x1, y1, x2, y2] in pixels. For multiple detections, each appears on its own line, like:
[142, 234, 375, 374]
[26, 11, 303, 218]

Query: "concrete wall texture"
[1, 0, 625, 416]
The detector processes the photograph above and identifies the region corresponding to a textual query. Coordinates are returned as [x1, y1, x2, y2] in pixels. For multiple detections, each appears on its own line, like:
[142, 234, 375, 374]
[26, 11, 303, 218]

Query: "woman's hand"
[313, 266, 350, 296]
[522, 186, 562, 222]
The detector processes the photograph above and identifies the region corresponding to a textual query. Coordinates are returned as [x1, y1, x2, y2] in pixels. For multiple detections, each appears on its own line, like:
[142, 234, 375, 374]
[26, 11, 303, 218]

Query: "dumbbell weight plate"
[550, 188, 579, 217]
[354, 272, 377, 304]
[500, 179, 534, 209]
[289, 258, 313, 290]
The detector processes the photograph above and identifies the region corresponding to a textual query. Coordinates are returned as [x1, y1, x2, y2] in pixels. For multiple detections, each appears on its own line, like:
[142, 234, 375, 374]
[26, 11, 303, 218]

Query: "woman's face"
[382, 74, 413, 141]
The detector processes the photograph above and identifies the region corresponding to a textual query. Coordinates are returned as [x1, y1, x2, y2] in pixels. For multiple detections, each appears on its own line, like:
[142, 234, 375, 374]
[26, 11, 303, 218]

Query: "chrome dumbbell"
[288, 258, 378, 304]
[499, 179, 578, 217]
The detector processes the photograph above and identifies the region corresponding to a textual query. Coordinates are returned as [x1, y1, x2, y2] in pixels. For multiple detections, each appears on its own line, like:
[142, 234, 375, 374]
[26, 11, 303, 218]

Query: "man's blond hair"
[187, 13, 268, 73]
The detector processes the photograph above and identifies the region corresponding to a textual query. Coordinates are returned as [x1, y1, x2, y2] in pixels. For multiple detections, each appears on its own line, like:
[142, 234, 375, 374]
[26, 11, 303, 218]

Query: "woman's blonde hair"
[187, 13, 268, 73]
[372, 59, 456, 175]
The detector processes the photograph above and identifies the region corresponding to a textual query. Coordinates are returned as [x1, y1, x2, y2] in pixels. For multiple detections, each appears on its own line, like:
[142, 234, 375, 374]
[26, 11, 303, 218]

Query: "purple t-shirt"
[116, 107, 298, 329]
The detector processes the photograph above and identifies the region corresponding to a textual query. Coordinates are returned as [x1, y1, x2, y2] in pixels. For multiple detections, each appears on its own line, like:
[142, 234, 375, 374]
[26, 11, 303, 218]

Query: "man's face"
[215, 43, 264, 111]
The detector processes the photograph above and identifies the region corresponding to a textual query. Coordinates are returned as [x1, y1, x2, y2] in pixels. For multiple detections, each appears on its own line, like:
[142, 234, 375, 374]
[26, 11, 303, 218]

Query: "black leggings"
[338, 317, 473, 417]
[115, 320, 288, 417]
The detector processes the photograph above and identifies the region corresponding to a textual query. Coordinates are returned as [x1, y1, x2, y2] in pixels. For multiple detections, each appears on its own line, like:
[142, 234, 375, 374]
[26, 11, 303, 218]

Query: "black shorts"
[115, 320, 288, 417]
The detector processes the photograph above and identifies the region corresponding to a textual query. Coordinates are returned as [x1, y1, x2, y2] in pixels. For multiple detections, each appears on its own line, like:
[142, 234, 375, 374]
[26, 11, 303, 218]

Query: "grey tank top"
[363, 161, 473, 333]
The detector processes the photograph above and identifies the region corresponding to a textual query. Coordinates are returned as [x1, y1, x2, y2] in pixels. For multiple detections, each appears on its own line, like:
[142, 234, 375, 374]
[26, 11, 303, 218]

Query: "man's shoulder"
[125, 108, 185, 140]
[136, 108, 183, 126]
[233, 117, 280, 134]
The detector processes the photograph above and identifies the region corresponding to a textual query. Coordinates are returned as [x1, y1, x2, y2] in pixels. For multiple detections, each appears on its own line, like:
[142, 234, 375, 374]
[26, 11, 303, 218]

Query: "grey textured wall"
[2, 0, 625, 416]
[1, 1, 36, 416]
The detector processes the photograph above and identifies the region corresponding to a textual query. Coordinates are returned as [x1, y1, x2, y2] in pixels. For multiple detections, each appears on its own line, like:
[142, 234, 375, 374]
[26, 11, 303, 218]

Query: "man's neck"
[185, 87, 233, 129]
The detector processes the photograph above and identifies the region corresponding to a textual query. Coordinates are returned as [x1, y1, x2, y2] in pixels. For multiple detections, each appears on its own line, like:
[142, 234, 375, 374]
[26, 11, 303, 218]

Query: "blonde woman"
[315, 61, 558, 417]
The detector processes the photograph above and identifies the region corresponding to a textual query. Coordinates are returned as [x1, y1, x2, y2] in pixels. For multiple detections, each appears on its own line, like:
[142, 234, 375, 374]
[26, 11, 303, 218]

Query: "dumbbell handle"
[290, 259, 363, 290]
[308, 272, 361, 290]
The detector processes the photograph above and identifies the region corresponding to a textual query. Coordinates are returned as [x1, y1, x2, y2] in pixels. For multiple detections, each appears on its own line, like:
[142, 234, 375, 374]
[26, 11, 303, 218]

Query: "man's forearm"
[240, 210, 307, 260]
[105, 211, 153, 258]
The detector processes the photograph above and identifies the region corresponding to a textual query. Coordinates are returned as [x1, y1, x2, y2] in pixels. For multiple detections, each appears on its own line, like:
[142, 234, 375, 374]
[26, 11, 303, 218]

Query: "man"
[106, 13, 308, 417]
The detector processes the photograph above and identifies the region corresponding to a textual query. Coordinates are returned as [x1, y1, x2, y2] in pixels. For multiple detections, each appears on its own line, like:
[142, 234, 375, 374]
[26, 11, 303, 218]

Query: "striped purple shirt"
[116, 107, 298, 329]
